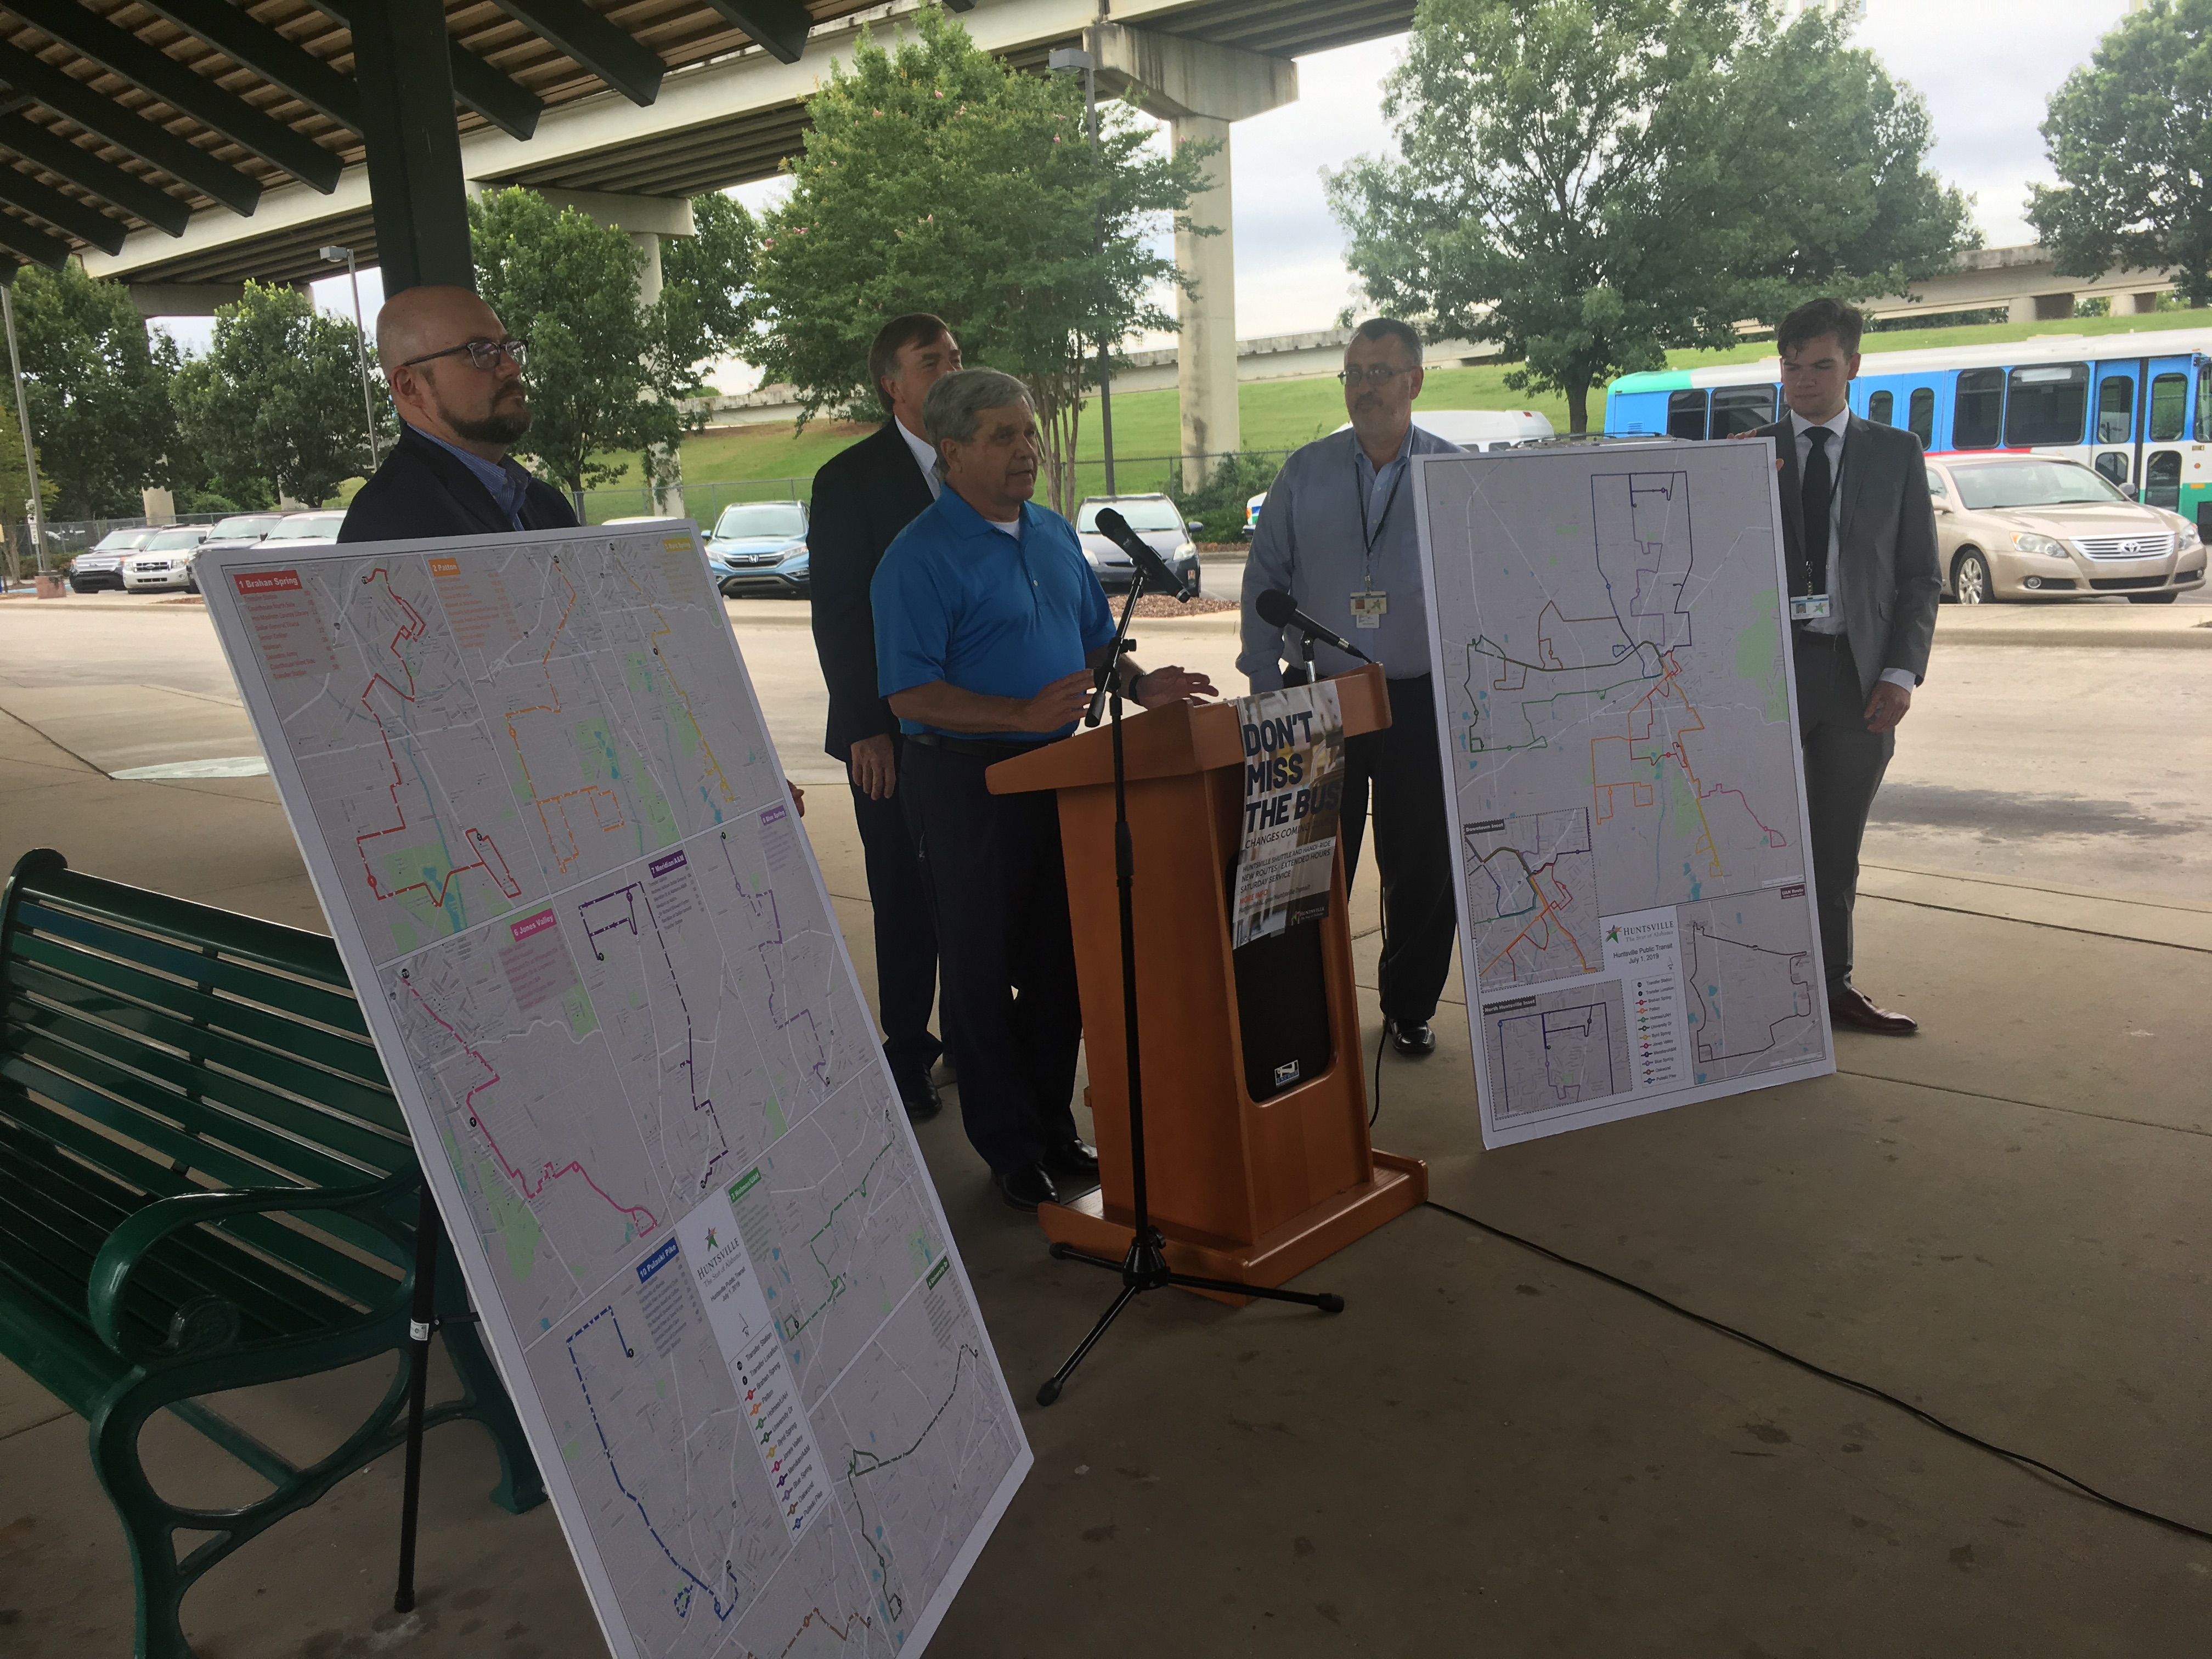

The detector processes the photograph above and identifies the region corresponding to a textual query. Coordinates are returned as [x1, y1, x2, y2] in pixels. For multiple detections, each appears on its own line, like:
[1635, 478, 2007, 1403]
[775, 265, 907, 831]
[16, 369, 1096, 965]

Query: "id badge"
[1788, 593, 1832, 622]
[1350, 589, 1388, 630]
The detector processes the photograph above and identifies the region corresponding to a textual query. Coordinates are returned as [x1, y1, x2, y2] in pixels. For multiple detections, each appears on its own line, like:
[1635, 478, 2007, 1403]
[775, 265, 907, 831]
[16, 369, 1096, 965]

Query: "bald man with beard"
[340, 285, 580, 543]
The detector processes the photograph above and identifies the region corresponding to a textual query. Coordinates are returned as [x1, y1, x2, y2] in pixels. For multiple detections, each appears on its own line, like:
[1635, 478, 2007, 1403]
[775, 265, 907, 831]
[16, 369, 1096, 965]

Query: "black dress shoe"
[994, 1164, 1058, 1212]
[892, 1066, 941, 1123]
[1042, 1139, 1099, 1184]
[1388, 1019, 1437, 1058]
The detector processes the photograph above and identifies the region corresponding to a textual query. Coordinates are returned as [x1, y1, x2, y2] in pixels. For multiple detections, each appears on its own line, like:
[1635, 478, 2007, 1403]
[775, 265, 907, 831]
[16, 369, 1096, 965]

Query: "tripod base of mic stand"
[1036, 1231, 1342, 1406]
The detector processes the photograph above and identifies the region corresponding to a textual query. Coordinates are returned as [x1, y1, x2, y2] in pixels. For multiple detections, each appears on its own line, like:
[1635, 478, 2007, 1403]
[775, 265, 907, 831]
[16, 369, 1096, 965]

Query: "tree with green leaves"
[2029, 0, 2212, 305]
[170, 280, 387, 509]
[748, 4, 1212, 510]
[1326, 0, 1973, 432]
[8, 262, 178, 518]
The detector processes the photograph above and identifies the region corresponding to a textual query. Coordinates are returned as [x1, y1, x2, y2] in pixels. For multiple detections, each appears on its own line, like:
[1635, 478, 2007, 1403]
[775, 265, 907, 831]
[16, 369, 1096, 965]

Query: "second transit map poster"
[1412, 439, 1836, 1147]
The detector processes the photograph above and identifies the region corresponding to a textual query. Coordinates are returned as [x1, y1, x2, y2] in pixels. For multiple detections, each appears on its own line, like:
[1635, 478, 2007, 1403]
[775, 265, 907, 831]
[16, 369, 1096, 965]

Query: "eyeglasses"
[400, 337, 529, 372]
[1338, 363, 1414, 387]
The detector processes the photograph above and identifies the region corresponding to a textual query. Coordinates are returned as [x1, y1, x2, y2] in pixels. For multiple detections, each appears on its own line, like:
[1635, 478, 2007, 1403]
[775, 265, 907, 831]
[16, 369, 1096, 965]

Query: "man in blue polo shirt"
[874, 367, 1215, 1211]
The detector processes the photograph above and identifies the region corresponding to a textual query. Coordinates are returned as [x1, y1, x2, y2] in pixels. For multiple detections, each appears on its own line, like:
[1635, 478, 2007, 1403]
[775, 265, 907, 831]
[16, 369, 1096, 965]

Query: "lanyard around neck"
[1355, 448, 1407, 579]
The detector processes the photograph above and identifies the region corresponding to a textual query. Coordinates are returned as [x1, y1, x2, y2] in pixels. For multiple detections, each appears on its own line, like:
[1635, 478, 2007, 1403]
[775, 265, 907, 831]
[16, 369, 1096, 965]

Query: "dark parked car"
[67, 527, 152, 592]
[184, 512, 285, 592]
[1073, 494, 1202, 595]
[706, 500, 810, 597]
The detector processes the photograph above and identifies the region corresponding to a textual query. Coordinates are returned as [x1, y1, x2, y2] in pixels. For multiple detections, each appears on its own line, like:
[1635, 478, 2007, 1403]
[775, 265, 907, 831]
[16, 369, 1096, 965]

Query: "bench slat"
[23, 865, 354, 987]
[6, 929, 398, 1103]
[3, 990, 406, 1184]
[12, 899, 370, 1044]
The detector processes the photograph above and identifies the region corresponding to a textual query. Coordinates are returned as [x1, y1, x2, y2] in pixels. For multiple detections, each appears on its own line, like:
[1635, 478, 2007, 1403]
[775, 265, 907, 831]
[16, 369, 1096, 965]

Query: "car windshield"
[1951, 460, 2130, 511]
[713, 504, 806, 539]
[1075, 499, 1182, 533]
[268, 514, 345, 539]
[139, 529, 204, 550]
[93, 531, 147, 551]
[209, 515, 280, 539]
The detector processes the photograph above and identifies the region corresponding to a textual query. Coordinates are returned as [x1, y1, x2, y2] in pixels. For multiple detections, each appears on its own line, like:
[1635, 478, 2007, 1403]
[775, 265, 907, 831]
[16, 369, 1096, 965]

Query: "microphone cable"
[1419, 1195, 2212, 1547]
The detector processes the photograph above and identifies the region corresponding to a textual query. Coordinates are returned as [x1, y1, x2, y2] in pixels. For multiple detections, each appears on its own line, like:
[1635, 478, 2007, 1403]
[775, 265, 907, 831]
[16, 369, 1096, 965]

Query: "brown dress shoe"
[1829, 986, 1918, 1036]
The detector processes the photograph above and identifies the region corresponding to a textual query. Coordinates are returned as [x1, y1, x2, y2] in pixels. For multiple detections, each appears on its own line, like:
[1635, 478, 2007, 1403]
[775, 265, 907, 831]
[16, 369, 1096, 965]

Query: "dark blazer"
[809, 419, 935, 760]
[338, 425, 579, 544]
[1756, 413, 1943, 703]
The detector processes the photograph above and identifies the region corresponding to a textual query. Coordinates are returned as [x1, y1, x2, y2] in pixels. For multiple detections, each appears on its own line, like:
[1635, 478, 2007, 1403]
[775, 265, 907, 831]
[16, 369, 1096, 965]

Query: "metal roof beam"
[0, 156, 120, 250]
[0, 203, 70, 268]
[2, 0, 340, 190]
[303, 0, 543, 142]
[693, 1, 812, 64]
[0, 109, 188, 233]
[128, 0, 362, 132]
[487, 1, 664, 106]
[0, 39, 262, 215]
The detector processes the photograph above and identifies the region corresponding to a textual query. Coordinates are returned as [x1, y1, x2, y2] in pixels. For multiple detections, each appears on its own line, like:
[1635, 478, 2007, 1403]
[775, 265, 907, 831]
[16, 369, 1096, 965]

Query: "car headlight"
[2011, 532, 2067, 559]
[2177, 521, 2202, 552]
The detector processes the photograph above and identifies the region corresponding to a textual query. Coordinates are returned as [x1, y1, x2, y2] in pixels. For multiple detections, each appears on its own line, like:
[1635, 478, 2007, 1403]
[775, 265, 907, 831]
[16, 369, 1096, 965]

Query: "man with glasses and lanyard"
[341, 286, 579, 543]
[1238, 318, 1463, 1058]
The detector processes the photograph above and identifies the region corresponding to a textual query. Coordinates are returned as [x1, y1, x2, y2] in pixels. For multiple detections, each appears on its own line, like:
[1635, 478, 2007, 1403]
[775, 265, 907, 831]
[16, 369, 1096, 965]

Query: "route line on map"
[575, 882, 733, 1192]
[840, 1342, 985, 1624]
[775, 1137, 901, 1345]
[349, 566, 523, 915]
[614, 560, 735, 811]
[399, 978, 659, 1235]
[718, 835, 830, 1084]
[566, 1306, 744, 1626]
[502, 562, 627, 874]
[1685, 923, 1816, 1062]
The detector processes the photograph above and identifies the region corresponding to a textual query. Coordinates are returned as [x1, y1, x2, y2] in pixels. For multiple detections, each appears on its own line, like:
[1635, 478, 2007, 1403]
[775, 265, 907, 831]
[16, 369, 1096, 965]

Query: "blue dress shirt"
[872, 489, 1114, 741]
[415, 429, 534, 529]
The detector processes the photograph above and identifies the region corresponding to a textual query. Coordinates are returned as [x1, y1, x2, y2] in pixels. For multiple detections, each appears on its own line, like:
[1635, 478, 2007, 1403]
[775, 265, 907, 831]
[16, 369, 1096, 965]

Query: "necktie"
[1801, 426, 1832, 596]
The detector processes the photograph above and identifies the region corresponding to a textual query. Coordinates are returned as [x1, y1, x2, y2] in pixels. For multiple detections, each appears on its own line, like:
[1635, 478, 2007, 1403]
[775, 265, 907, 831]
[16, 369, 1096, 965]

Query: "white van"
[1335, 408, 1556, 451]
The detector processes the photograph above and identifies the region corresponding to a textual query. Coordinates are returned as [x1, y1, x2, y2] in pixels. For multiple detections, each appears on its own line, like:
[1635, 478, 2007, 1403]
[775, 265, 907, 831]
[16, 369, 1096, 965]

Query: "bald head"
[376, 285, 532, 461]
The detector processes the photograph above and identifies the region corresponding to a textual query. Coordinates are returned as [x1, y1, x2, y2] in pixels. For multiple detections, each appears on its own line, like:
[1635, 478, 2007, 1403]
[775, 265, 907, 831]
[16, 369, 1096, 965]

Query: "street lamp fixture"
[1048, 43, 1116, 496]
[320, 244, 381, 471]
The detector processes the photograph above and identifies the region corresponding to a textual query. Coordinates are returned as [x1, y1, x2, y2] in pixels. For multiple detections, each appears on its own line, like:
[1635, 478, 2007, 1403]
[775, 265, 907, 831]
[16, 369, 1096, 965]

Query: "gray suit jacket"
[1757, 414, 1942, 703]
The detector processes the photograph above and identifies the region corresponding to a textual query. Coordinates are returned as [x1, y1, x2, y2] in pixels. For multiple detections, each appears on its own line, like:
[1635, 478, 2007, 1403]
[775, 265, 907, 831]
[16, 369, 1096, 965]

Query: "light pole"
[320, 244, 381, 469]
[1048, 44, 1116, 497]
[1, 275, 48, 586]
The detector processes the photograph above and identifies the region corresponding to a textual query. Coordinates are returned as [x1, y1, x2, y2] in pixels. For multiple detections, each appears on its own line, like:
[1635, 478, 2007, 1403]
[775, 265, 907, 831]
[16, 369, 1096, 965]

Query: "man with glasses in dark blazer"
[808, 314, 966, 1122]
[341, 285, 578, 543]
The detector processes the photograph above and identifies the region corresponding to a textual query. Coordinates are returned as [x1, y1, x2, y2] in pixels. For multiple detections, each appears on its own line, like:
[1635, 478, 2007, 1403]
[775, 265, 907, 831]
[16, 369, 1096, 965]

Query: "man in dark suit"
[808, 314, 964, 1120]
[1754, 297, 1941, 1035]
[341, 285, 578, 544]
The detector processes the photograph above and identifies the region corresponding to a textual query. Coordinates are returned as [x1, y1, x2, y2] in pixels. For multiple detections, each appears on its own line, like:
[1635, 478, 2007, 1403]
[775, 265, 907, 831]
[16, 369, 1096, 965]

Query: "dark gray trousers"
[1793, 630, 1894, 996]
[1338, 673, 1459, 1026]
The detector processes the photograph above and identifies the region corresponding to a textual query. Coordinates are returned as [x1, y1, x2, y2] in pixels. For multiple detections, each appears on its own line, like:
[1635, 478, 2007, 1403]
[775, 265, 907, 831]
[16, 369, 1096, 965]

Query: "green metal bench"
[0, 848, 545, 1658]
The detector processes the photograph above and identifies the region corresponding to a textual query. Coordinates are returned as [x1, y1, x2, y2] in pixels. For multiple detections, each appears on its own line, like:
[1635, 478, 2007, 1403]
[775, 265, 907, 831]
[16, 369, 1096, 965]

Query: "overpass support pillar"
[1094, 25, 1296, 486]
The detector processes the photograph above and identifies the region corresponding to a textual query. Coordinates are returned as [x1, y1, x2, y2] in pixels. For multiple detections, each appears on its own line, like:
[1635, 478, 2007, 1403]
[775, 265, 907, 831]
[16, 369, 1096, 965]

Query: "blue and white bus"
[1603, 327, 2212, 523]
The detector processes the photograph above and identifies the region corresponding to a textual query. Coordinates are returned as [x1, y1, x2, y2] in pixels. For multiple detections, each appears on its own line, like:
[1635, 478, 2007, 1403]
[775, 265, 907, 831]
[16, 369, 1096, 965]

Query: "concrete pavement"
[1, 596, 2209, 1656]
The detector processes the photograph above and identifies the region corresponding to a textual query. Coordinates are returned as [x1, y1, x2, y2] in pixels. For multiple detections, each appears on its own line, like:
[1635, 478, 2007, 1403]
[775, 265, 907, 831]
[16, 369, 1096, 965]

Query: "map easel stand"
[1030, 572, 1346, 1408]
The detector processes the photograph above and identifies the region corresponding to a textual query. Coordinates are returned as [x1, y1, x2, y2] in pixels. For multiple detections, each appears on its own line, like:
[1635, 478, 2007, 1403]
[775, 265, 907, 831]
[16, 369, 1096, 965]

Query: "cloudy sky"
[283, 0, 2138, 367]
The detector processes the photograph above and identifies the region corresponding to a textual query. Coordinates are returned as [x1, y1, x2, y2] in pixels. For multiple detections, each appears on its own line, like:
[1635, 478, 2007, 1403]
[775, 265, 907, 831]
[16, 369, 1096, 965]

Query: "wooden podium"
[986, 663, 1427, 1300]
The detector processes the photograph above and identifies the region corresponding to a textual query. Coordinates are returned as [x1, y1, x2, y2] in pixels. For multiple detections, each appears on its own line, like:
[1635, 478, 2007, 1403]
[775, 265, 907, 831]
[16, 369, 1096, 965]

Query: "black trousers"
[1793, 630, 1894, 995]
[900, 742, 1082, 1175]
[849, 733, 941, 1078]
[1338, 673, 1458, 1026]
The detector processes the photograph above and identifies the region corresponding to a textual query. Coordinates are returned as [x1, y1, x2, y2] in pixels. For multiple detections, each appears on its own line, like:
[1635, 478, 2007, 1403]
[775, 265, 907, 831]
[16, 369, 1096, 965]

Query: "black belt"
[906, 732, 1058, 764]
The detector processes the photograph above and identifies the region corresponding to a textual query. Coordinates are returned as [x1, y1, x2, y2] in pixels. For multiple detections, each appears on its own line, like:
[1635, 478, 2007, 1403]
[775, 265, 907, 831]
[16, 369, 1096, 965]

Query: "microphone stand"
[1282, 629, 1319, 689]
[1039, 571, 1344, 1408]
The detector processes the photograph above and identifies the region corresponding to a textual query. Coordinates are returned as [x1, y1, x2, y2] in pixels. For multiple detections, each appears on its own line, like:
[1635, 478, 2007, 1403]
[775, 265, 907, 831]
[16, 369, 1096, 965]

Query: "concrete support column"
[140, 487, 174, 524]
[1094, 25, 1296, 486]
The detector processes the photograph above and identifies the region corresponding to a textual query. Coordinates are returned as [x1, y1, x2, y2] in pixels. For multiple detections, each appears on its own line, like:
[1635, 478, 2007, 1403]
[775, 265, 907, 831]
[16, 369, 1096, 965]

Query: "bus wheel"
[1953, 551, 1991, 605]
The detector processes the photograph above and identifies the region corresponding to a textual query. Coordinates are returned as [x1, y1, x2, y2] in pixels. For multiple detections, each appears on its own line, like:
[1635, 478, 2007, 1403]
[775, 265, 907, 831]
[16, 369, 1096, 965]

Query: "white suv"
[121, 527, 210, 592]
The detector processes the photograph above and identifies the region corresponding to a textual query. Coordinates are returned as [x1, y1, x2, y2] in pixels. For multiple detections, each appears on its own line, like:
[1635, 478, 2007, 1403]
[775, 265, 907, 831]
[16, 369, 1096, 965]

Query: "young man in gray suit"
[1752, 297, 1941, 1035]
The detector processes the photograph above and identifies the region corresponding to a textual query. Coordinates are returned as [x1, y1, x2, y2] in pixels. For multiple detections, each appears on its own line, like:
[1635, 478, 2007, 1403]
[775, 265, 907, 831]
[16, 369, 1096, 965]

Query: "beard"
[432, 380, 531, 444]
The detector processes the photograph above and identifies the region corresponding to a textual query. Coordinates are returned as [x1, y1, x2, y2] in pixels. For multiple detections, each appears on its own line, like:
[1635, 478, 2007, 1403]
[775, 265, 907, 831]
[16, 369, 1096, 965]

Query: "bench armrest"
[88, 1170, 420, 1365]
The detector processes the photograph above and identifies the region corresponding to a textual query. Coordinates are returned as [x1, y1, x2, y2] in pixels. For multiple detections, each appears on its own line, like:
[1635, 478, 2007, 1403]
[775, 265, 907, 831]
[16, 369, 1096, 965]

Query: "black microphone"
[1256, 588, 1373, 663]
[1093, 507, 1193, 602]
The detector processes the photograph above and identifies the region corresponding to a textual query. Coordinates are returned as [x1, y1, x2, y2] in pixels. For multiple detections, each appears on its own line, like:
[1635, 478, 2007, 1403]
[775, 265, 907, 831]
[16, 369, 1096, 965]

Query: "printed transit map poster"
[201, 524, 1030, 1659]
[1410, 440, 1836, 1147]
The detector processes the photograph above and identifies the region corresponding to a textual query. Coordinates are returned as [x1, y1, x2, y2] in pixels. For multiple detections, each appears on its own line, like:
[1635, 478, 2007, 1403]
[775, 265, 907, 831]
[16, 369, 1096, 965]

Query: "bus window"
[2149, 373, 2187, 441]
[1666, 389, 1708, 440]
[1867, 390, 1894, 425]
[1711, 384, 1776, 437]
[2004, 363, 2087, 445]
[2097, 376, 2135, 443]
[2145, 450, 2181, 511]
[2095, 452, 2130, 488]
[1908, 386, 1934, 447]
[1954, 368, 2004, 449]
[2199, 366, 2211, 442]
